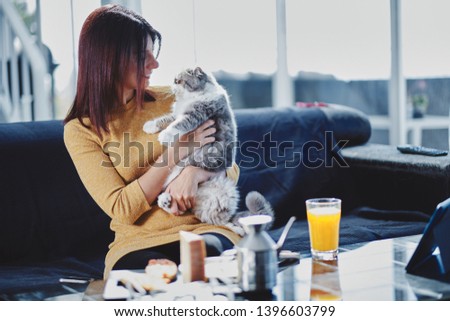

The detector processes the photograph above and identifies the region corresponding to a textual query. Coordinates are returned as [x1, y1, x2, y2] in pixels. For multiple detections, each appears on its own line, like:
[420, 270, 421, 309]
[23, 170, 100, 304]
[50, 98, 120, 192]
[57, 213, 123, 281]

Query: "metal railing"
[0, 0, 51, 123]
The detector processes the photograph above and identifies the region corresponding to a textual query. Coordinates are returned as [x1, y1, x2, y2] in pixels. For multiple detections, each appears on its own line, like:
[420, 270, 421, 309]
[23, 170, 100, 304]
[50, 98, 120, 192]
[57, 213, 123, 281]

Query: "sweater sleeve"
[226, 162, 240, 185]
[64, 121, 151, 224]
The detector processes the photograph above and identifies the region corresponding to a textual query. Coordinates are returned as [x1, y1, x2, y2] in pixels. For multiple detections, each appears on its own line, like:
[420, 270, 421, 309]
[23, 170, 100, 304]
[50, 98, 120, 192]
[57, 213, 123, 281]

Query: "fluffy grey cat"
[143, 67, 274, 235]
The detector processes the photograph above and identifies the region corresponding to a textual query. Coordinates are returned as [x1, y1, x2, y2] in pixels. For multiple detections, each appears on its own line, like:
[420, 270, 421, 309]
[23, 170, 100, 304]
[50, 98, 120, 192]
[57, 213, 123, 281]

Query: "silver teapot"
[236, 215, 296, 292]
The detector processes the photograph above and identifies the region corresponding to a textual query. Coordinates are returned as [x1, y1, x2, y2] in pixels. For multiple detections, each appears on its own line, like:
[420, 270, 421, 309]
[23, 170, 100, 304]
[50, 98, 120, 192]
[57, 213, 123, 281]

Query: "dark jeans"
[112, 233, 234, 270]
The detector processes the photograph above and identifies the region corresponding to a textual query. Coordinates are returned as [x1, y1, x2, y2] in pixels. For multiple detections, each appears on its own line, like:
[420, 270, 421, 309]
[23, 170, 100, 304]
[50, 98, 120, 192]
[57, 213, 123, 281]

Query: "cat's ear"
[194, 67, 204, 77]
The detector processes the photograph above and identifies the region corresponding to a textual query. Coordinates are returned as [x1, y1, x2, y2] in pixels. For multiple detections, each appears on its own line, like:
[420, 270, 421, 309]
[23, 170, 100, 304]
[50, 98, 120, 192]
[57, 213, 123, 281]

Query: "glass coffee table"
[275, 234, 450, 300]
[79, 234, 450, 301]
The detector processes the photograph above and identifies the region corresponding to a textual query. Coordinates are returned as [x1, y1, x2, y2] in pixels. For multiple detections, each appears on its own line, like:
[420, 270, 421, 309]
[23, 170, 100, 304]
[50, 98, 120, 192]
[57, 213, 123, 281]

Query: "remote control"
[397, 145, 448, 156]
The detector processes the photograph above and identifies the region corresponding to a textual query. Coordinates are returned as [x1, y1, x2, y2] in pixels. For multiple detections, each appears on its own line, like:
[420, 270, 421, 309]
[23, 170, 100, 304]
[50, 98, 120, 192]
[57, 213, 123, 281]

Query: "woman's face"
[123, 37, 159, 101]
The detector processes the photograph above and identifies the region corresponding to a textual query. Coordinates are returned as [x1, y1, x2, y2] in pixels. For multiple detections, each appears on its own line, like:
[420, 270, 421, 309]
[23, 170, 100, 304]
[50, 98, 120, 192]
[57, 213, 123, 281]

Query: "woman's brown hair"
[64, 4, 161, 136]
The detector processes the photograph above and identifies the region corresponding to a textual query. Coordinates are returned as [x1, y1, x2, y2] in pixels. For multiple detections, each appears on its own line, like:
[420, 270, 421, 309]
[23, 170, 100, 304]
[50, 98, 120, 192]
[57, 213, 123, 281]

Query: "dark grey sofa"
[0, 105, 445, 300]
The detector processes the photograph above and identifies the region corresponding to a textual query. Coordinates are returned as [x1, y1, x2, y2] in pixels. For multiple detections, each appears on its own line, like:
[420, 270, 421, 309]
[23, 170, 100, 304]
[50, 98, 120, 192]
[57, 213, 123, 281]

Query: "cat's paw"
[227, 223, 245, 237]
[158, 129, 178, 145]
[158, 193, 172, 213]
[143, 120, 160, 134]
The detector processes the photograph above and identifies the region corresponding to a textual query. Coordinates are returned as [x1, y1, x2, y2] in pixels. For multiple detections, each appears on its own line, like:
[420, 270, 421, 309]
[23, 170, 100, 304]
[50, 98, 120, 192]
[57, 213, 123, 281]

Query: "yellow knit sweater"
[63, 86, 241, 278]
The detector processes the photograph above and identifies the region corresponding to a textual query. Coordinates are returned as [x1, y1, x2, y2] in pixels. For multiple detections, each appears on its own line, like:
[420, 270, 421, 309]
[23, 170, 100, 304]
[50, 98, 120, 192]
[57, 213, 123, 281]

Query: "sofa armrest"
[320, 104, 372, 147]
[341, 144, 450, 215]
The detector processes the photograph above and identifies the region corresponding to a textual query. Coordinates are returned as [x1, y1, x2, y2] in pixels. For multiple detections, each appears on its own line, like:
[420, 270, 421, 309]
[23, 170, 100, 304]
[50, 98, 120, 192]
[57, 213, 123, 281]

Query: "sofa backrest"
[0, 121, 113, 264]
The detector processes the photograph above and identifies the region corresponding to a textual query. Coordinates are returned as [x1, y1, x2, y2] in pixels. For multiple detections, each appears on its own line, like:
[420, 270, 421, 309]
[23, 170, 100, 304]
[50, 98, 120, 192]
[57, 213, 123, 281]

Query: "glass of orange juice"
[306, 198, 341, 260]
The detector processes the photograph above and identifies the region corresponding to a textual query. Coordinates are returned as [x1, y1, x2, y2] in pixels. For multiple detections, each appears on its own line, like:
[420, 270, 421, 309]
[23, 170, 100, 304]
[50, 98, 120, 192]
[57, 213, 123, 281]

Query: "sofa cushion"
[234, 107, 363, 227]
[0, 121, 113, 264]
[0, 256, 104, 298]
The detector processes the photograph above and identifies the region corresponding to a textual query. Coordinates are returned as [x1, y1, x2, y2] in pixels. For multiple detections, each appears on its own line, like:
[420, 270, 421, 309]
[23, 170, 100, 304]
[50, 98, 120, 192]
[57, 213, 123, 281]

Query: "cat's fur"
[143, 67, 274, 235]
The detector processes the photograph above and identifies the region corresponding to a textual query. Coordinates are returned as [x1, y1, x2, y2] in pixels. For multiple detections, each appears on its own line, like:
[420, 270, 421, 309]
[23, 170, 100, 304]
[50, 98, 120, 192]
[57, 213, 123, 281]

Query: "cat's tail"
[233, 191, 274, 230]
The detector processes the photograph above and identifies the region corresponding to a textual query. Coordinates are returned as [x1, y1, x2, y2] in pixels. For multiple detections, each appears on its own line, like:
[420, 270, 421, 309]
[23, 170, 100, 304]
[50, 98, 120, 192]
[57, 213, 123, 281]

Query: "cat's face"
[174, 67, 210, 92]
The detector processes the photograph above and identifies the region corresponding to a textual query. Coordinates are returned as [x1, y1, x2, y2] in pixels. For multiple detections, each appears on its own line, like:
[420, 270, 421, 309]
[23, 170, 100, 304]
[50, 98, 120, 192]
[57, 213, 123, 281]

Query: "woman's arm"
[64, 119, 215, 224]
[64, 121, 151, 225]
[137, 119, 216, 206]
[165, 162, 240, 215]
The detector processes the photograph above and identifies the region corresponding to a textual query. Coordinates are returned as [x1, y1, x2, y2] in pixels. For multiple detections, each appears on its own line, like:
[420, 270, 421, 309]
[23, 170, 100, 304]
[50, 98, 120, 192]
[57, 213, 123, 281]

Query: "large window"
[284, 0, 449, 149]
[142, 0, 276, 109]
[286, 0, 391, 144]
[40, 0, 101, 118]
[286, 0, 390, 82]
[403, 0, 450, 149]
[38, 0, 277, 114]
[21, 0, 450, 149]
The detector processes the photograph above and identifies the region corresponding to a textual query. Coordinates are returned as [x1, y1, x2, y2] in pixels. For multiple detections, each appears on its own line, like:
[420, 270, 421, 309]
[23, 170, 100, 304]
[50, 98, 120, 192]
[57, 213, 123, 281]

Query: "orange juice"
[307, 207, 340, 252]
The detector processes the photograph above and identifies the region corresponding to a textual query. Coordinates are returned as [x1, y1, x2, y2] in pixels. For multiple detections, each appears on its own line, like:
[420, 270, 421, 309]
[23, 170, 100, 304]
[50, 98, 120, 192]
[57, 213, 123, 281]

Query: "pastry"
[145, 258, 177, 282]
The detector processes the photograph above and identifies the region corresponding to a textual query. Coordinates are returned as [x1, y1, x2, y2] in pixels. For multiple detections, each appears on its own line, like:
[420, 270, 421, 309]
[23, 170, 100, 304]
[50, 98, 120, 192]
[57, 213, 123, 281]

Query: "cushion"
[0, 256, 104, 298]
[0, 121, 113, 264]
[235, 107, 353, 227]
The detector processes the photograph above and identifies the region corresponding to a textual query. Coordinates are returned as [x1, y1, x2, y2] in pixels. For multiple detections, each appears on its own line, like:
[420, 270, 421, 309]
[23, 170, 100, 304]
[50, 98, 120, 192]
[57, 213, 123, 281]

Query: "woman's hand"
[170, 119, 216, 164]
[165, 166, 225, 215]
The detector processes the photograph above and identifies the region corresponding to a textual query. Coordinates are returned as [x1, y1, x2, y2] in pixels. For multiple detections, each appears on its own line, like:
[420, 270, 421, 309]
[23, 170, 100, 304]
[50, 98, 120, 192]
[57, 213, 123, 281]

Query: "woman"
[63, 4, 240, 278]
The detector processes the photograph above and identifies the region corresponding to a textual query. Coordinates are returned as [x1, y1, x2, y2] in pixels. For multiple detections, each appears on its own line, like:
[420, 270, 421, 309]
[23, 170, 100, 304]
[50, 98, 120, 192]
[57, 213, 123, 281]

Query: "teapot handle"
[276, 216, 297, 251]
